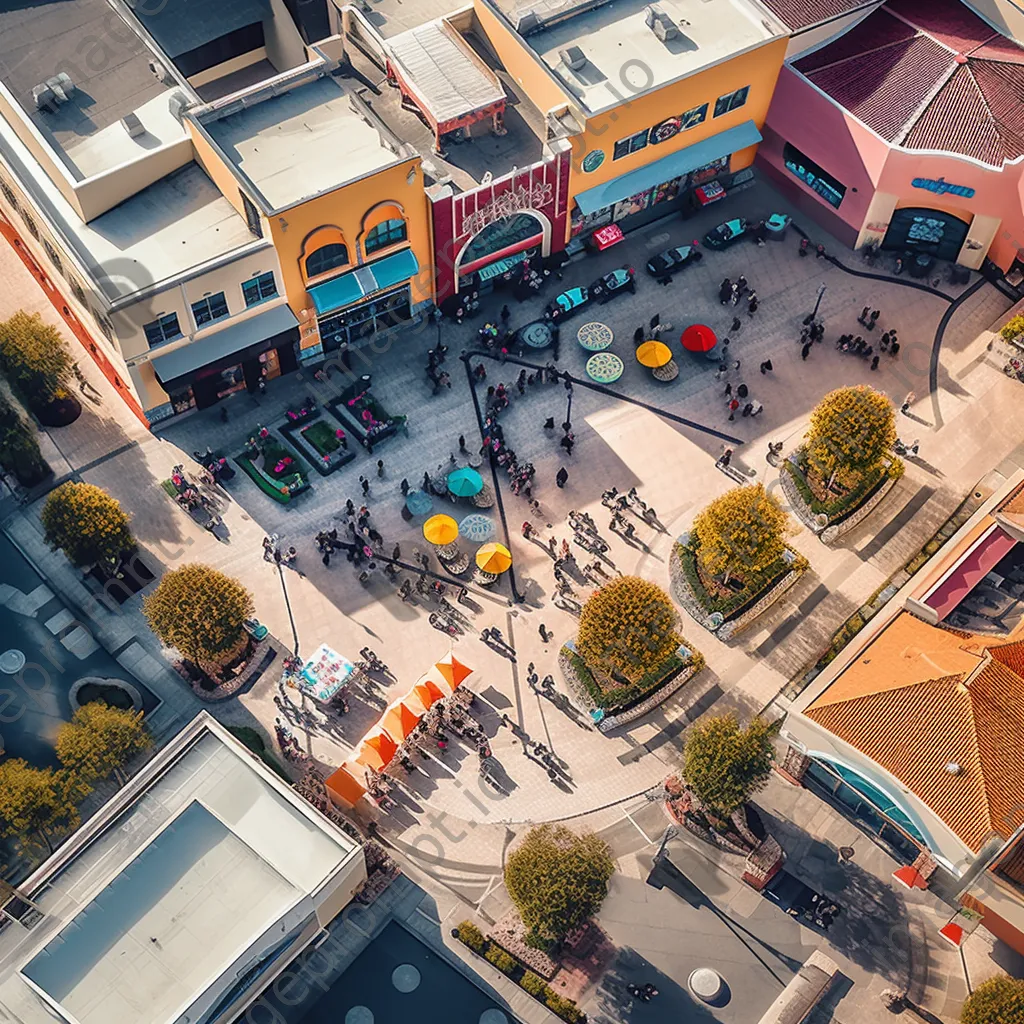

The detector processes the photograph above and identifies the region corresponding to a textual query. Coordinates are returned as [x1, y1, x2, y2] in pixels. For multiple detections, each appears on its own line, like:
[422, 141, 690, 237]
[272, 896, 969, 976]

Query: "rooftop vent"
[148, 59, 172, 84]
[645, 4, 680, 40]
[167, 91, 192, 124]
[32, 73, 75, 111]
[559, 46, 587, 71]
[121, 112, 145, 139]
[946, 762, 962, 775]
[517, 10, 541, 34]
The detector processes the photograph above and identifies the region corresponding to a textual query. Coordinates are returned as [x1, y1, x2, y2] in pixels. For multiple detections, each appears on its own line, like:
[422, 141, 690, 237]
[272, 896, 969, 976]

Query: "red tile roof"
[758, 0, 880, 32]
[792, 0, 1024, 166]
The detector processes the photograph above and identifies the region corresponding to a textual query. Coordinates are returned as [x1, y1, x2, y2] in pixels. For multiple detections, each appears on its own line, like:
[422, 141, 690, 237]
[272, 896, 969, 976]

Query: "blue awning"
[309, 271, 367, 316]
[151, 303, 298, 384]
[308, 249, 420, 315]
[368, 247, 419, 291]
[573, 120, 763, 216]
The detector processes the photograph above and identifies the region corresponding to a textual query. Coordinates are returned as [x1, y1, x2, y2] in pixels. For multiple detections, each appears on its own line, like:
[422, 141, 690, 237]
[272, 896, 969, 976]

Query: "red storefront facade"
[429, 148, 571, 305]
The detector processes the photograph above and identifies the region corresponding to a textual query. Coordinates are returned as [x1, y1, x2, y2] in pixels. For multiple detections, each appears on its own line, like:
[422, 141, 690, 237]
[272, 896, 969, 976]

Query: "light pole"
[810, 282, 826, 323]
[563, 374, 573, 430]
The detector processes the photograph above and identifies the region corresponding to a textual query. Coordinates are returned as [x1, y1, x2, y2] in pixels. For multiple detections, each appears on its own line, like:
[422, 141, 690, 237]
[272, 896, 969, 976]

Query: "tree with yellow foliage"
[692, 484, 788, 584]
[805, 385, 896, 490]
[41, 481, 133, 568]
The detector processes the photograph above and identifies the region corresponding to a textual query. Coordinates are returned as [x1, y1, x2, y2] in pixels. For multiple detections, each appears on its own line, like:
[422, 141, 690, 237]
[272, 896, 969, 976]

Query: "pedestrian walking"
[458, 434, 468, 454]
[543, 416, 555, 430]
[500, 304, 510, 325]
[730, 282, 740, 305]
[747, 295, 759, 316]
[723, 382, 733, 397]
[870, 355, 880, 370]
[633, 326, 644, 345]
[539, 624, 551, 643]
[880, 332, 890, 352]
[360, 475, 370, 496]
[262, 536, 274, 561]
[727, 398, 740, 421]
[760, 359, 773, 374]
[742, 402, 753, 417]
[556, 466, 569, 489]
[801, 342, 811, 361]
[649, 313, 660, 331]
[731, 316, 742, 333]
[859, 305, 870, 325]
[901, 391, 915, 414]
[715, 362, 728, 380]
[392, 543, 402, 562]
[376, 459, 385, 478]
[890, 341, 900, 358]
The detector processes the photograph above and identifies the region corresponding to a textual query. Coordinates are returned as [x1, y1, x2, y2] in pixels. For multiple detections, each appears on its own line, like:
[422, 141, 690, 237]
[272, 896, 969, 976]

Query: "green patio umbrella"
[447, 467, 484, 497]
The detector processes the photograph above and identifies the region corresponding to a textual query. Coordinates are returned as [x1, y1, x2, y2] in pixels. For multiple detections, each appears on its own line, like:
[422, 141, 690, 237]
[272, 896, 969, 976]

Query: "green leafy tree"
[56, 703, 151, 786]
[683, 714, 776, 816]
[41, 481, 134, 568]
[504, 824, 614, 942]
[805, 385, 896, 489]
[577, 576, 680, 685]
[0, 394, 49, 485]
[691, 484, 788, 584]
[0, 760, 90, 854]
[0, 311, 73, 405]
[143, 564, 254, 671]
[961, 976, 1024, 1024]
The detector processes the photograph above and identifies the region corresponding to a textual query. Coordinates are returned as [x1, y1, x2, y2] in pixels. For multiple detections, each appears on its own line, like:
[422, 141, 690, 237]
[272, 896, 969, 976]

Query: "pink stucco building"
[757, 0, 1024, 275]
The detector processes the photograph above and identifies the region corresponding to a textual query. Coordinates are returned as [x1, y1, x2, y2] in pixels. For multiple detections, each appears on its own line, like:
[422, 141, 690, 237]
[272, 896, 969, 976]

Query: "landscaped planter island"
[234, 430, 310, 503]
[279, 412, 355, 476]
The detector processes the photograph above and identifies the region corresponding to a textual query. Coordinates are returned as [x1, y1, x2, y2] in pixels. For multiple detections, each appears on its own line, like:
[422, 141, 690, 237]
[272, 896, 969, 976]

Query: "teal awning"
[309, 271, 367, 316]
[573, 120, 763, 216]
[369, 247, 419, 291]
[478, 249, 531, 281]
[308, 249, 420, 315]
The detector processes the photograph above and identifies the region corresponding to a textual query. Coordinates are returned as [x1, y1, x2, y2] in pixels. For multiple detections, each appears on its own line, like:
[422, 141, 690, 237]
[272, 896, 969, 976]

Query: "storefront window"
[690, 156, 729, 186]
[461, 214, 543, 265]
[613, 129, 650, 160]
[681, 103, 708, 130]
[783, 143, 846, 209]
[169, 387, 195, 414]
[305, 243, 349, 278]
[883, 207, 969, 261]
[318, 286, 411, 352]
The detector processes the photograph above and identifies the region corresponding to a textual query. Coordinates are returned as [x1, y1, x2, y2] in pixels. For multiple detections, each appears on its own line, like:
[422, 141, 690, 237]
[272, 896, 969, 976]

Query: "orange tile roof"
[998, 482, 1024, 517]
[806, 619, 1024, 850]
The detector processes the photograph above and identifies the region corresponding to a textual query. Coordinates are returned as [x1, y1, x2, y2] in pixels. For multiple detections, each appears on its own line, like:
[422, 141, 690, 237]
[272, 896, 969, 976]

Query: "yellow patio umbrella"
[636, 340, 673, 368]
[423, 514, 459, 546]
[475, 542, 512, 574]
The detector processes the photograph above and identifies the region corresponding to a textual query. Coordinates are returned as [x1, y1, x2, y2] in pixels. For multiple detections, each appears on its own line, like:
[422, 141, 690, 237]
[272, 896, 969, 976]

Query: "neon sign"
[912, 177, 975, 199]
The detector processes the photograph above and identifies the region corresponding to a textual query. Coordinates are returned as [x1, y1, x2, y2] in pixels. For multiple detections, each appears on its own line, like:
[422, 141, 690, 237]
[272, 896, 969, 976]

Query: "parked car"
[703, 218, 749, 250]
[645, 244, 703, 278]
[544, 285, 591, 321]
[589, 265, 636, 304]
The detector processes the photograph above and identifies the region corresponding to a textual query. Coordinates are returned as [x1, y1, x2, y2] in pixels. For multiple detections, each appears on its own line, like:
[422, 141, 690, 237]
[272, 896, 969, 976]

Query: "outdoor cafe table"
[586, 352, 624, 383]
[577, 322, 614, 351]
[298, 643, 355, 703]
[519, 321, 553, 349]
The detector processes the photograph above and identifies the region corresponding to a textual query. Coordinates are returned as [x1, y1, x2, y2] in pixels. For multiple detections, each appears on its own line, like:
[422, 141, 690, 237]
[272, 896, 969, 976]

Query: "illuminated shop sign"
[911, 177, 975, 199]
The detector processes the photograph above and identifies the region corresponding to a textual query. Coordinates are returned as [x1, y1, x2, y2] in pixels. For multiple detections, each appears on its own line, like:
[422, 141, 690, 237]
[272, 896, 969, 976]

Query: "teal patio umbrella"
[405, 489, 433, 516]
[447, 467, 484, 497]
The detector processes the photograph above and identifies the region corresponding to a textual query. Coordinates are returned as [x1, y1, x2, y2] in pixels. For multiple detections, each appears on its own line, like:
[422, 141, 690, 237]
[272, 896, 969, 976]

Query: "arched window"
[305, 242, 349, 278]
[461, 213, 543, 265]
[364, 218, 407, 254]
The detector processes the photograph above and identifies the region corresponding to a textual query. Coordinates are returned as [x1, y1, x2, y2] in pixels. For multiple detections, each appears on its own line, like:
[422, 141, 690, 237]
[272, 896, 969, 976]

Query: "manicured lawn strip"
[302, 420, 341, 455]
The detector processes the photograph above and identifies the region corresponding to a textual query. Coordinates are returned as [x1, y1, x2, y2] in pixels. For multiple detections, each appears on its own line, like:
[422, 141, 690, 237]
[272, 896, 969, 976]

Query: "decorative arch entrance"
[882, 207, 970, 262]
[455, 210, 551, 286]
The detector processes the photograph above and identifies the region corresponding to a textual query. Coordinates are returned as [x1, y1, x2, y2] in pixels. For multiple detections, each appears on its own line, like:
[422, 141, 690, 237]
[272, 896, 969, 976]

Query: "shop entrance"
[318, 286, 411, 353]
[882, 207, 969, 262]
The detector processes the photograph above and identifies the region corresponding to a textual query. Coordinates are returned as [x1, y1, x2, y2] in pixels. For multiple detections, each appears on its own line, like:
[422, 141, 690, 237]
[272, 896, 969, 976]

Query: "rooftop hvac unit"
[148, 59, 172, 84]
[121, 112, 145, 138]
[645, 4, 680, 40]
[516, 10, 541, 33]
[559, 46, 587, 71]
[167, 91, 192, 123]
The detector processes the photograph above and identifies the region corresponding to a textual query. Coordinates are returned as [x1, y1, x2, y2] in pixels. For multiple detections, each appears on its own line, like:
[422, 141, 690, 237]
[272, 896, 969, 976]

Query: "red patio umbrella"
[681, 324, 717, 353]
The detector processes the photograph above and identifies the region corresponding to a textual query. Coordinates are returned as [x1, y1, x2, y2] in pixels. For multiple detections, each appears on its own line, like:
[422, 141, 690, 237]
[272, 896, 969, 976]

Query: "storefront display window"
[690, 156, 729, 186]
[318, 286, 411, 352]
[783, 144, 846, 209]
[883, 207, 968, 261]
[170, 387, 195, 415]
[613, 129, 650, 161]
[651, 177, 683, 205]
[461, 213, 543, 265]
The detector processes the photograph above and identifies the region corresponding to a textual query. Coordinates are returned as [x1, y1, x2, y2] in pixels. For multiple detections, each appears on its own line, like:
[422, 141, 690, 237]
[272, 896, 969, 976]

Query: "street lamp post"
[810, 282, 826, 323]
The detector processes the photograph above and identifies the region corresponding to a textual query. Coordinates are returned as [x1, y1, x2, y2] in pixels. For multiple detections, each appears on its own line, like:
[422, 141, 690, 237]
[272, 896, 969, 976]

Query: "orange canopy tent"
[355, 729, 398, 771]
[435, 652, 472, 689]
[381, 700, 422, 742]
[324, 764, 367, 808]
[407, 682, 442, 714]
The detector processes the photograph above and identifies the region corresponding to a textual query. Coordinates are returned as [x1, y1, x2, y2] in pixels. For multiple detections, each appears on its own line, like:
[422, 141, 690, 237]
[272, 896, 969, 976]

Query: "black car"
[645, 244, 703, 278]
[589, 264, 636, 303]
[702, 218, 749, 250]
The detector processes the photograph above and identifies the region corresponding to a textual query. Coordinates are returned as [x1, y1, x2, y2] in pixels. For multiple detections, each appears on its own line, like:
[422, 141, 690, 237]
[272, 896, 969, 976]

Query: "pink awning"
[925, 525, 1018, 620]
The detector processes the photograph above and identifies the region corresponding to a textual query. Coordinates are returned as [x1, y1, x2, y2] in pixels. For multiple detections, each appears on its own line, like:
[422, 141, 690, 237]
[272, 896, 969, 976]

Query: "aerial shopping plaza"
[2, 0, 1024, 1022]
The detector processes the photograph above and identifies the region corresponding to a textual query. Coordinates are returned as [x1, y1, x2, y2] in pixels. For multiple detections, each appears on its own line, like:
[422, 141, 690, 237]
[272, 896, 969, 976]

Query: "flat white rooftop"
[521, 0, 781, 113]
[201, 75, 403, 211]
[0, 108, 257, 302]
[0, 716, 361, 1024]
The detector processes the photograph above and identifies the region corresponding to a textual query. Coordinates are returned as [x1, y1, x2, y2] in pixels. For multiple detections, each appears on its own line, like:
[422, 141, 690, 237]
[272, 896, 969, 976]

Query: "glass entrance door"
[318, 287, 411, 352]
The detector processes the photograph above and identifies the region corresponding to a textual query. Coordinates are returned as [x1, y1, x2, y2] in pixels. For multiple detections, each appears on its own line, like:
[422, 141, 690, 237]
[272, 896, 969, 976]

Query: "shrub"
[456, 920, 486, 953]
[41, 481, 133, 568]
[143, 564, 254, 671]
[524, 930, 559, 954]
[1000, 314, 1024, 343]
[484, 945, 518, 976]
[0, 310, 74, 405]
[0, 395, 49, 485]
[961, 975, 1024, 1024]
[504, 824, 614, 941]
[805, 385, 896, 488]
[577, 576, 680, 686]
[691, 484, 788, 584]
[545, 993, 583, 1022]
[520, 972, 550, 998]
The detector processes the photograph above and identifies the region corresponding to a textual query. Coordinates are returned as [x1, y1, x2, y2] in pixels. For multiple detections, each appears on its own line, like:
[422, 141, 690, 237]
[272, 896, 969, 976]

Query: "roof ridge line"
[962, 654, 1012, 839]
[802, 32, 927, 73]
[884, 6, 960, 54]
[892, 57, 959, 144]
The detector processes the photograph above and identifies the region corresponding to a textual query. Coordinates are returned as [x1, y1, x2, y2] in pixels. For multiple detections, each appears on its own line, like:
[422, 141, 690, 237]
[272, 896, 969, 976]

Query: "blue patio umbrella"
[459, 513, 495, 542]
[405, 489, 433, 516]
[447, 467, 484, 497]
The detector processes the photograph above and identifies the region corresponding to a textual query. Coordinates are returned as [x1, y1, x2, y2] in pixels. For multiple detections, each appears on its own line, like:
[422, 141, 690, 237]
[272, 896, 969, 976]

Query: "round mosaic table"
[577, 322, 613, 351]
[586, 352, 624, 383]
[519, 320, 553, 349]
[652, 359, 679, 381]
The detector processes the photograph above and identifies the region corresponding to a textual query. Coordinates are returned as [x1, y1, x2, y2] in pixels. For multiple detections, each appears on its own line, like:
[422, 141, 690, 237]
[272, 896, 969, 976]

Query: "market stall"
[297, 644, 355, 704]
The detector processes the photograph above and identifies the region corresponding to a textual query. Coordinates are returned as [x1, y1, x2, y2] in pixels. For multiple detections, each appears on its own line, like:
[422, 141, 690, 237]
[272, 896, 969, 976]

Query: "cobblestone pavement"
[2, 179, 1023, 836]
